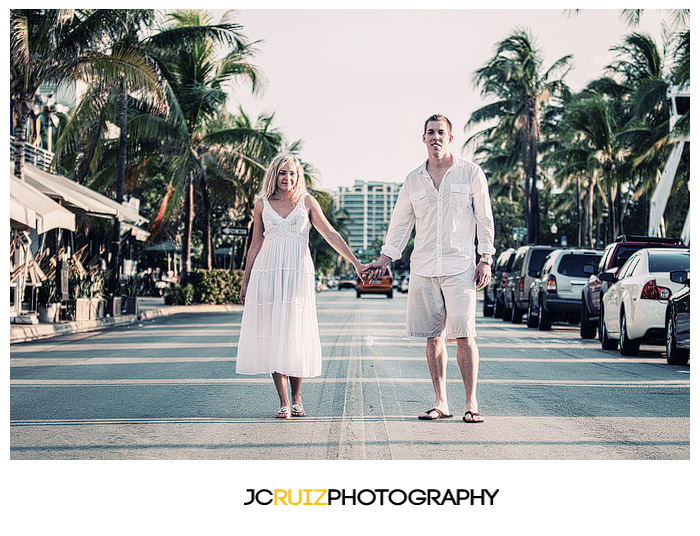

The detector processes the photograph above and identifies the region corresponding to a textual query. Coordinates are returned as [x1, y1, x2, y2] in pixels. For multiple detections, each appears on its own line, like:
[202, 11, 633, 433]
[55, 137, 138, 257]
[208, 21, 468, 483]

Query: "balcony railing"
[10, 136, 55, 173]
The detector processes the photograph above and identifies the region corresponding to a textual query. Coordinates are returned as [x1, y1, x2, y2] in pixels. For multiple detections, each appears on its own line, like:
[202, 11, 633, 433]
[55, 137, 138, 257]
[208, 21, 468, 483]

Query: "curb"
[10, 303, 244, 344]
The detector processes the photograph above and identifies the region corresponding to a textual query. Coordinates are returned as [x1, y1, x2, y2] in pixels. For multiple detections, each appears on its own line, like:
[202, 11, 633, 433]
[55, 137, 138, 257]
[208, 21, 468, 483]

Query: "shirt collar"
[418, 153, 463, 177]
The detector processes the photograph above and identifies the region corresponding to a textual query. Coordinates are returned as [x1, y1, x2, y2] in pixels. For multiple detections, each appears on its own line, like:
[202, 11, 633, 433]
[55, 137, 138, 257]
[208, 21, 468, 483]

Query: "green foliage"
[490, 198, 525, 252]
[165, 283, 195, 306]
[37, 277, 61, 304]
[167, 269, 244, 305]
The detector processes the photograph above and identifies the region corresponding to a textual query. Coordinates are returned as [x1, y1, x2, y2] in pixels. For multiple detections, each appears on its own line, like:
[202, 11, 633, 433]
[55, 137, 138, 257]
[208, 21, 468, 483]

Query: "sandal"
[418, 407, 453, 420]
[463, 411, 484, 423]
[291, 404, 306, 417]
[276, 406, 290, 419]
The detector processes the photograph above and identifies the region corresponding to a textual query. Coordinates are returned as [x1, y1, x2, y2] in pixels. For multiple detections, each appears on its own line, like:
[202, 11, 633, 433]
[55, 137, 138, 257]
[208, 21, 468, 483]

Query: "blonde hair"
[259, 153, 308, 203]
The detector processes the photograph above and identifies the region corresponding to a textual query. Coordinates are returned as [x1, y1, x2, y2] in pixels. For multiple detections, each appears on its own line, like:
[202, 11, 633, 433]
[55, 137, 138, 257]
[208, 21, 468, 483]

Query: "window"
[512, 249, 526, 271]
[558, 254, 603, 277]
[648, 252, 690, 273]
[618, 254, 640, 279]
[528, 248, 554, 272]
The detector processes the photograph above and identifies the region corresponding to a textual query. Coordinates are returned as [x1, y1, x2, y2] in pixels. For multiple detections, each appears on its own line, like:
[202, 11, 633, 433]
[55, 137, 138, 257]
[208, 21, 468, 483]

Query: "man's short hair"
[424, 114, 452, 136]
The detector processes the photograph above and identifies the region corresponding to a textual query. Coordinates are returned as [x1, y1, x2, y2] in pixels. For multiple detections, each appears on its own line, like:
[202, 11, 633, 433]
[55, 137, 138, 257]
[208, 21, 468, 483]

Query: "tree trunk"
[13, 100, 30, 180]
[181, 175, 194, 283]
[199, 166, 212, 270]
[111, 78, 127, 280]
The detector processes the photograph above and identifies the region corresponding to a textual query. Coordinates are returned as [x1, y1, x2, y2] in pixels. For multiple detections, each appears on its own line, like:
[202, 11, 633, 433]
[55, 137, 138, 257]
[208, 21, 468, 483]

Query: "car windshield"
[611, 245, 644, 268]
[529, 249, 553, 271]
[558, 254, 602, 277]
[648, 252, 690, 273]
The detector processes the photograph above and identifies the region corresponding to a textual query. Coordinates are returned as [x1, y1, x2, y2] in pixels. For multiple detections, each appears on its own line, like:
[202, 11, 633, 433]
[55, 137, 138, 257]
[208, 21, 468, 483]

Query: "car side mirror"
[670, 270, 689, 285]
[582, 264, 595, 275]
[599, 272, 616, 282]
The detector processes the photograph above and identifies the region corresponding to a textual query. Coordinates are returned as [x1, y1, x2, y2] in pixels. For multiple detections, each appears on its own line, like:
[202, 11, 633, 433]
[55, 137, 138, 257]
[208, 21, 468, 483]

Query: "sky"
[220, 6, 670, 192]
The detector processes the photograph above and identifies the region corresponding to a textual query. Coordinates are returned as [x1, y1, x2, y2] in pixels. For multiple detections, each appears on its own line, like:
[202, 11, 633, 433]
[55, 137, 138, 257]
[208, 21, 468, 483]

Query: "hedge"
[164, 269, 244, 305]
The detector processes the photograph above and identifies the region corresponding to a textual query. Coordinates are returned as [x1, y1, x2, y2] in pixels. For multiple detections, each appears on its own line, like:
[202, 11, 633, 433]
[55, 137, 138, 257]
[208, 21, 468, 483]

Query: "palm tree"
[144, 10, 263, 278]
[468, 29, 572, 244]
[10, 9, 159, 180]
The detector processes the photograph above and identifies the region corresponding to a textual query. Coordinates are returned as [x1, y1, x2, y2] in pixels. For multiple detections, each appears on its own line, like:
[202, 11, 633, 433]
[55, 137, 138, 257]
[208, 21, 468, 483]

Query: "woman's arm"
[306, 195, 364, 275]
[239, 199, 265, 305]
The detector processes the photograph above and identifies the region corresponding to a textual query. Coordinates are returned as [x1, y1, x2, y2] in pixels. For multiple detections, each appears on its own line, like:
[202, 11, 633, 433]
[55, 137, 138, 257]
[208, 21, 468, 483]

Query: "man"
[363, 114, 495, 423]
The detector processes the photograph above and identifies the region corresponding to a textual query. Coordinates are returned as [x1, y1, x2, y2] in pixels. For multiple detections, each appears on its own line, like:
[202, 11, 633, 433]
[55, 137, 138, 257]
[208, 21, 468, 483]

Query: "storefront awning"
[13, 163, 118, 219]
[120, 221, 150, 242]
[10, 175, 76, 233]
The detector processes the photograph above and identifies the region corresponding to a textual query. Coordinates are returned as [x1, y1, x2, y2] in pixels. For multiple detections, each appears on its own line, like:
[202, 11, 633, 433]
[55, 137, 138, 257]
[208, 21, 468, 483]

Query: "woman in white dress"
[236, 154, 365, 418]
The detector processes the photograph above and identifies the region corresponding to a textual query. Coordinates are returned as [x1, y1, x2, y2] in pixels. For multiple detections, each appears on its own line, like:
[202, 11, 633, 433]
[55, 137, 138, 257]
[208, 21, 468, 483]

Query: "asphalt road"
[10, 289, 690, 460]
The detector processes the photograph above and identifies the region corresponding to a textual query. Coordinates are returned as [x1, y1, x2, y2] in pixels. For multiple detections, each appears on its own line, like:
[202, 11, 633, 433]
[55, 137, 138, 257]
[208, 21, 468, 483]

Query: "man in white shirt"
[363, 114, 495, 423]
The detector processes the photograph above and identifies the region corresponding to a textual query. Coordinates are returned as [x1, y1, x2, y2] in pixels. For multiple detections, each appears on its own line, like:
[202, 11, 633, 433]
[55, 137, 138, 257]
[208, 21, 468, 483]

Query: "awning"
[10, 196, 37, 231]
[10, 175, 76, 233]
[120, 221, 150, 242]
[12, 162, 117, 219]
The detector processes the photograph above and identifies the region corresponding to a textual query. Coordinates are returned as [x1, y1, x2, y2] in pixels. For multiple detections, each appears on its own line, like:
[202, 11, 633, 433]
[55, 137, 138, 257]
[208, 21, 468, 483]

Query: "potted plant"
[70, 272, 92, 321]
[37, 277, 61, 323]
[88, 268, 105, 320]
[104, 272, 122, 317]
[123, 277, 140, 315]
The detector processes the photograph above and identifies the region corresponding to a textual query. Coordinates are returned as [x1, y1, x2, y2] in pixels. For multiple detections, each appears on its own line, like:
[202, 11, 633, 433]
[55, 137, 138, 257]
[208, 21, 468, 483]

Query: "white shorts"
[406, 269, 477, 339]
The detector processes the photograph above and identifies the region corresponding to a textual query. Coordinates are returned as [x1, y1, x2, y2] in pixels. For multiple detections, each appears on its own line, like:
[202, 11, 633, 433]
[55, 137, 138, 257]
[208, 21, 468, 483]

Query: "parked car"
[665, 269, 690, 366]
[483, 248, 515, 317]
[356, 274, 393, 298]
[527, 248, 602, 330]
[599, 248, 690, 356]
[504, 245, 556, 323]
[580, 235, 686, 339]
[399, 275, 410, 293]
[337, 275, 357, 289]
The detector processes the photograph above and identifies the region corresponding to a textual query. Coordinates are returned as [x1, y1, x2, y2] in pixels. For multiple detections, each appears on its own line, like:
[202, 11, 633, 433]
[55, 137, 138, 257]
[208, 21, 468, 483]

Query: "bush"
[164, 283, 195, 305]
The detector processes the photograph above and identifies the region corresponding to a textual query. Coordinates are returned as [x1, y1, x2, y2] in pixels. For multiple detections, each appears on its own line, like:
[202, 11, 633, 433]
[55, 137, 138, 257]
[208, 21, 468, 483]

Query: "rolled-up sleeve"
[472, 166, 496, 256]
[381, 183, 415, 261]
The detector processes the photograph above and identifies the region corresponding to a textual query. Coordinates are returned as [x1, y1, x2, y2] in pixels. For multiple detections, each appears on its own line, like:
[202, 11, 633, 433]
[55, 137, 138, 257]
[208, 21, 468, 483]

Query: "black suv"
[483, 248, 515, 317]
[579, 235, 687, 339]
[504, 245, 557, 323]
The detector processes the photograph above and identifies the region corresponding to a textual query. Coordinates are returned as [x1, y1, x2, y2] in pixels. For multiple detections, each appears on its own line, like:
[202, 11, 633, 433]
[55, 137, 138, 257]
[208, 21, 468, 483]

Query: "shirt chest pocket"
[410, 189, 429, 217]
[450, 183, 472, 210]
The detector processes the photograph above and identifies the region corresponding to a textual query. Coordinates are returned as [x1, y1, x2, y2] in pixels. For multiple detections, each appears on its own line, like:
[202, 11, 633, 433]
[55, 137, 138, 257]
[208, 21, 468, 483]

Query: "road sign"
[222, 226, 248, 237]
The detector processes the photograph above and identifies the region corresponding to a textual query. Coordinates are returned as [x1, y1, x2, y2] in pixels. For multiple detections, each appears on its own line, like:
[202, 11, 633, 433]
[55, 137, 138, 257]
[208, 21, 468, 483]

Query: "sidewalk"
[10, 297, 244, 344]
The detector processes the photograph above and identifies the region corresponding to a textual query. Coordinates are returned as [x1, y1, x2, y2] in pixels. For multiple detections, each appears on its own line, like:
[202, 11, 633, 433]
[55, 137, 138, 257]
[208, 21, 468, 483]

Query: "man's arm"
[472, 165, 496, 290]
[363, 182, 415, 279]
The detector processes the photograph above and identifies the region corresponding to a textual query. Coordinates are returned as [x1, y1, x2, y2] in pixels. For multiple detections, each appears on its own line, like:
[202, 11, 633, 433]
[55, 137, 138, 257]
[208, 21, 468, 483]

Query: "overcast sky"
[221, 7, 669, 191]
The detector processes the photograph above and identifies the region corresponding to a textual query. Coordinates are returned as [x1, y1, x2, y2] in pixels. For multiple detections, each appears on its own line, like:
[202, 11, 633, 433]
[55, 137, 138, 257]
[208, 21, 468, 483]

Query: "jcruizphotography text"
[244, 488, 499, 506]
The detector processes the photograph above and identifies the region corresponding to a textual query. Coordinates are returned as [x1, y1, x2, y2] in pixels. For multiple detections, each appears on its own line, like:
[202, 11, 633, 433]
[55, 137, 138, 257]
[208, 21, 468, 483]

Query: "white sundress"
[235, 194, 322, 378]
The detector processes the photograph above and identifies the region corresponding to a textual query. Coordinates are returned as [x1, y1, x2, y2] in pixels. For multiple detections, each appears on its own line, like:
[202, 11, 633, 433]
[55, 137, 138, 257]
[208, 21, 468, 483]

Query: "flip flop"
[463, 411, 484, 423]
[291, 404, 306, 417]
[418, 408, 453, 420]
[276, 406, 290, 419]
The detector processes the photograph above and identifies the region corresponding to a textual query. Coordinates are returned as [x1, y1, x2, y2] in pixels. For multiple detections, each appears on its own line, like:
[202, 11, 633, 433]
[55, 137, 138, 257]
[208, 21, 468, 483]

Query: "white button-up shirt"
[381, 156, 496, 277]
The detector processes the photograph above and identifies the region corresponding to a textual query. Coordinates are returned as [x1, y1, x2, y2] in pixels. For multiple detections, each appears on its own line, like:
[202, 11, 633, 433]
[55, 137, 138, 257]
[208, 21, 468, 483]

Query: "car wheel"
[511, 295, 523, 324]
[538, 299, 552, 331]
[619, 311, 640, 356]
[356, 290, 361, 299]
[580, 300, 597, 339]
[494, 298, 504, 318]
[600, 308, 618, 350]
[666, 312, 689, 366]
[387, 289, 393, 299]
[483, 294, 494, 317]
[526, 299, 538, 328]
[502, 298, 512, 322]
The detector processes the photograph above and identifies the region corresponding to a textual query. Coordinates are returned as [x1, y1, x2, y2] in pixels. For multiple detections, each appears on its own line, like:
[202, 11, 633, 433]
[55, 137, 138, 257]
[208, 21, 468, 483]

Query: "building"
[334, 180, 401, 255]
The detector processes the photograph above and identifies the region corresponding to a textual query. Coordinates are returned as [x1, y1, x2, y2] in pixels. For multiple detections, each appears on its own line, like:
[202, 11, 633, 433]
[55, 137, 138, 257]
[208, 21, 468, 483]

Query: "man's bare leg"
[418, 336, 451, 418]
[455, 337, 484, 422]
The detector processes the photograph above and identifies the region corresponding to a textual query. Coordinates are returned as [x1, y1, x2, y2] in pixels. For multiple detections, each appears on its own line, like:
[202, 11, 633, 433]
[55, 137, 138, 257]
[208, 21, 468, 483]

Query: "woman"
[236, 154, 364, 418]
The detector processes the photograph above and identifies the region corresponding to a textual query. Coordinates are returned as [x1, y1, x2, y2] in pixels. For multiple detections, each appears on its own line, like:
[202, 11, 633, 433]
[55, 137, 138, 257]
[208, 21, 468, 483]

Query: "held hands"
[239, 284, 247, 305]
[361, 257, 390, 282]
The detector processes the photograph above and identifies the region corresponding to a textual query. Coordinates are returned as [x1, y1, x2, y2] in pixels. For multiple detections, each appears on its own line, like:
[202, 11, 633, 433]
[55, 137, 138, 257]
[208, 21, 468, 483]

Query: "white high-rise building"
[334, 180, 401, 254]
